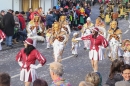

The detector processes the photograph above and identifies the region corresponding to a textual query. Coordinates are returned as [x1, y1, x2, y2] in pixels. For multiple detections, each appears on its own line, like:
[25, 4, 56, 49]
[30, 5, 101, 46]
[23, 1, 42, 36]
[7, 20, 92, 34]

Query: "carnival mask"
[60, 16, 66, 22]
[111, 21, 117, 29]
[53, 23, 59, 31]
[34, 16, 40, 22]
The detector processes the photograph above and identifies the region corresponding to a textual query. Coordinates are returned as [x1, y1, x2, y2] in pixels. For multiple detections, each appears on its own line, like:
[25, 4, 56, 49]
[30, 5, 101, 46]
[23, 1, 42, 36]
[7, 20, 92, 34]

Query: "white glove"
[30, 64, 42, 69]
[18, 61, 23, 67]
[36, 64, 42, 69]
[0, 39, 3, 43]
[98, 46, 104, 49]
[27, 33, 33, 37]
[75, 38, 82, 41]
[30, 64, 37, 69]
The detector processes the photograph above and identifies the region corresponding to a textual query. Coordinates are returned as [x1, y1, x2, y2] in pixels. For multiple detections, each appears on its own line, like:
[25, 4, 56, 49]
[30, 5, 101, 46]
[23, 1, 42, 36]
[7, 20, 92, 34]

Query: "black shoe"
[1, 42, 5, 45]
[8, 45, 13, 48]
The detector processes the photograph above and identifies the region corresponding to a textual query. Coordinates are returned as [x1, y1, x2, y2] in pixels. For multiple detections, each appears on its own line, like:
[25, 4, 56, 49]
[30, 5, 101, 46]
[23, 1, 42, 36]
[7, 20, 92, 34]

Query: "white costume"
[64, 24, 71, 34]
[72, 33, 80, 55]
[52, 39, 64, 62]
[81, 17, 94, 50]
[96, 26, 106, 38]
[107, 27, 122, 58]
[123, 51, 130, 64]
[46, 32, 51, 49]
[108, 37, 121, 61]
[27, 25, 44, 47]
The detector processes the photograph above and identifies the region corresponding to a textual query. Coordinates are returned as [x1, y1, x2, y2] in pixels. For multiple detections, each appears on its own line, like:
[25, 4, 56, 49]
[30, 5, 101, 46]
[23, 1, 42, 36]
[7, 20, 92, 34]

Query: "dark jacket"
[46, 14, 55, 26]
[115, 81, 130, 86]
[26, 12, 31, 22]
[106, 73, 123, 86]
[3, 12, 15, 36]
[0, 14, 4, 31]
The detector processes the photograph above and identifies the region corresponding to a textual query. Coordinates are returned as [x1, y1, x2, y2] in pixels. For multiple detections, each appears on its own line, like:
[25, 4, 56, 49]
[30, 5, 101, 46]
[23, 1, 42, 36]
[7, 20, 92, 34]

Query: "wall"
[13, 0, 20, 11]
[0, 0, 12, 11]
[41, 0, 52, 15]
[0, 0, 58, 13]
[53, 0, 58, 6]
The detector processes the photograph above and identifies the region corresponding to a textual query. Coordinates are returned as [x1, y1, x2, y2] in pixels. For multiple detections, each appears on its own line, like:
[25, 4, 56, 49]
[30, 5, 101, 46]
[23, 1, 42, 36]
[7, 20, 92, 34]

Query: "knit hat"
[93, 27, 99, 32]
[24, 38, 33, 45]
[1, 10, 5, 13]
[87, 17, 91, 21]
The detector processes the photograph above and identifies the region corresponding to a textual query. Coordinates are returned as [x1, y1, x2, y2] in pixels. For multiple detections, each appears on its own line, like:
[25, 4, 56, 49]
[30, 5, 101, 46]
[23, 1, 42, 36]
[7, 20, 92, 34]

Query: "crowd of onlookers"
[0, 0, 127, 49]
[0, 60, 130, 86]
[0, 0, 92, 49]
[0, 0, 130, 86]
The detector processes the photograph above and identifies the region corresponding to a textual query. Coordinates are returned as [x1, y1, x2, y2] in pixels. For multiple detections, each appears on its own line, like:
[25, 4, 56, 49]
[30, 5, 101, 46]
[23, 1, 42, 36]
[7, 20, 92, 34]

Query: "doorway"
[22, 0, 29, 12]
[31, 0, 39, 11]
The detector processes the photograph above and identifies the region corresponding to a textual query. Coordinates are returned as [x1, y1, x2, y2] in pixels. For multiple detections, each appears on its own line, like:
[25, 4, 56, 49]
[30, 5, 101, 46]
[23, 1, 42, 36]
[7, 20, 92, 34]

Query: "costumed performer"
[107, 20, 122, 58]
[76, 27, 108, 72]
[50, 22, 68, 46]
[121, 39, 130, 65]
[45, 28, 52, 49]
[71, 32, 80, 57]
[27, 15, 44, 47]
[15, 38, 46, 86]
[81, 17, 94, 50]
[95, 17, 106, 38]
[0, 29, 6, 50]
[52, 36, 64, 62]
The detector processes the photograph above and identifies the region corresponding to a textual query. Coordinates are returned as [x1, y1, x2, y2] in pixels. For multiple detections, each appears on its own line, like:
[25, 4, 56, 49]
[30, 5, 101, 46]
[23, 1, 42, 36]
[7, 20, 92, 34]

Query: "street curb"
[1, 44, 24, 51]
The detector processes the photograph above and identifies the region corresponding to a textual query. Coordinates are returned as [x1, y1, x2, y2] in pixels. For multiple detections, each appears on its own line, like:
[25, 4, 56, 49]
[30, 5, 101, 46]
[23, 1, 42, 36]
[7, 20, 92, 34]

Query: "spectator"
[33, 79, 48, 86]
[105, 59, 124, 86]
[13, 11, 20, 44]
[3, 9, 15, 48]
[46, 11, 55, 29]
[0, 72, 10, 86]
[85, 72, 100, 86]
[79, 81, 94, 86]
[29, 9, 40, 20]
[0, 10, 5, 31]
[26, 8, 33, 22]
[49, 62, 71, 86]
[79, 81, 87, 86]
[115, 64, 130, 86]
[38, 7, 43, 15]
[17, 11, 27, 41]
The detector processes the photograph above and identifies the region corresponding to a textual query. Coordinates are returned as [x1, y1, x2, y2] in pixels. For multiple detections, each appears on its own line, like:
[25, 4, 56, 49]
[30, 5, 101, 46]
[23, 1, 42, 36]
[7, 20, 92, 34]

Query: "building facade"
[0, 0, 57, 14]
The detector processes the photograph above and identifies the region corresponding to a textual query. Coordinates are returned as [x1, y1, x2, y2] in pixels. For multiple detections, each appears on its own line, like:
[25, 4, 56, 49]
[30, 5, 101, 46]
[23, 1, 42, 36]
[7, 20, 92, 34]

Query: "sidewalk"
[1, 42, 24, 51]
